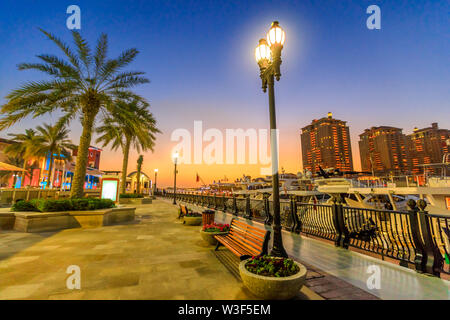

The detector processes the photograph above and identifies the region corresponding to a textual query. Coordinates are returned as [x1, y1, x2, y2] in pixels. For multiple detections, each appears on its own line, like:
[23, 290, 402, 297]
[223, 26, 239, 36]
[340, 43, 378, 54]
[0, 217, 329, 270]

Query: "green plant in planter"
[245, 255, 299, 277]
[184, 212, 202, 217]
[120, 193, 144, 198]
[12, 200, 38, 212]
[11, 198, 115, 212]
[202, 223, 230, 233]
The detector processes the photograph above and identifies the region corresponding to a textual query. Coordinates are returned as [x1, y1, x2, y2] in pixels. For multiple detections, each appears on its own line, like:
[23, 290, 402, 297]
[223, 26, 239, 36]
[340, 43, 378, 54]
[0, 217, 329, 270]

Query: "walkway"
[0, 200, 319, 300]
[181, 201, 450, 300]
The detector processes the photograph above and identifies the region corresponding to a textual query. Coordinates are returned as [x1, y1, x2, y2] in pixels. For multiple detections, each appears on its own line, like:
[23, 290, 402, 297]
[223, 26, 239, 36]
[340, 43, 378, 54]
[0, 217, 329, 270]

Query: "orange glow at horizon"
[99, 128, 363, 188]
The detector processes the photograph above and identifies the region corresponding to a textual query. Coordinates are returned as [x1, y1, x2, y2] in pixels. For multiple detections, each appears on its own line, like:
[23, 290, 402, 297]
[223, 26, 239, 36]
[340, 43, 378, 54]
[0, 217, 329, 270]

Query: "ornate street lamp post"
[255, 21, 288, 258]
[153, 168, 158, 196]
[172, 152, 179, 205]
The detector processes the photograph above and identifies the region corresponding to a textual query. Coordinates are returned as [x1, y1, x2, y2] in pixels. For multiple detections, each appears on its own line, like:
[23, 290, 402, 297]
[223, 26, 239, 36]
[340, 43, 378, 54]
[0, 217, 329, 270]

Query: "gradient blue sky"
[0, 0, 449, 187]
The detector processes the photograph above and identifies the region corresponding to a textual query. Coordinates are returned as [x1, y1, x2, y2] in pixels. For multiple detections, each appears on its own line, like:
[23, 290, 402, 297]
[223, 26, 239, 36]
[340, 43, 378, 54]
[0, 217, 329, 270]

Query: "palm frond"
[39, 29, 81, 72]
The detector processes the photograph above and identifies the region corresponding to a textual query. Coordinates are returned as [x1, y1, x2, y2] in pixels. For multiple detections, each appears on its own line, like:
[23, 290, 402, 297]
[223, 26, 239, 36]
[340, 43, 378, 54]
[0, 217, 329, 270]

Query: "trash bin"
[202, 209, 215, 226]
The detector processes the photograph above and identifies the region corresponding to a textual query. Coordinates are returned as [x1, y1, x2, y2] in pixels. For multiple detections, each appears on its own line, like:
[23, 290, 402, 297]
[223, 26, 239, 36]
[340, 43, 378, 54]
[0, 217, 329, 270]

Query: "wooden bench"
[178, 204, 191, 219]
[214, 218, 270, 260]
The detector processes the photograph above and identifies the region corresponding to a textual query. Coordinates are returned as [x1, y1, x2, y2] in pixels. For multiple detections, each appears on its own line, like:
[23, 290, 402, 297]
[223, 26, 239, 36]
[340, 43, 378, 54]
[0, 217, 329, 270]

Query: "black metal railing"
[343, 206, 416, 265]
[158, 191, 450, 278]
[296, 203, 338, 242]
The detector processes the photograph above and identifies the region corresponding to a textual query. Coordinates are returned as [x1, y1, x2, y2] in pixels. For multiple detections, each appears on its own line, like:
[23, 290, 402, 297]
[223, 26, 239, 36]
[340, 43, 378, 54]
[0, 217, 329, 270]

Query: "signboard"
[100, 177, 120, 203]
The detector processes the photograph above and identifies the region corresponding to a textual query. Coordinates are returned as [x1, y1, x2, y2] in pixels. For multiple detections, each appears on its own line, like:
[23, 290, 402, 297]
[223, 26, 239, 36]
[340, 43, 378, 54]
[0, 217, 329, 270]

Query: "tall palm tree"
[96, 99, 159, 194]
[4, 129, 42, 187]
[0, 30, 149, 198]
[36, 124, 75, 188]
[136, 155, 143, 194]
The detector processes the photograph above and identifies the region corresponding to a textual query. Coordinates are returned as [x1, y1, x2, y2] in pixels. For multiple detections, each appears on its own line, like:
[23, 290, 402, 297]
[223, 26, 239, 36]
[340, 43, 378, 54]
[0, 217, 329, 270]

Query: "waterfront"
[2, 199, 448, 300]
[0, 0, 448, 305]
[0, 200, 322, 300]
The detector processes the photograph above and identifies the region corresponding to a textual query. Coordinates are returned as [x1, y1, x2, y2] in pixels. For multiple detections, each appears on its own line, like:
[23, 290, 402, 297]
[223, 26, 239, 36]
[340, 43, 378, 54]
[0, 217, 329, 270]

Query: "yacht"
[315, 163, 450, 215]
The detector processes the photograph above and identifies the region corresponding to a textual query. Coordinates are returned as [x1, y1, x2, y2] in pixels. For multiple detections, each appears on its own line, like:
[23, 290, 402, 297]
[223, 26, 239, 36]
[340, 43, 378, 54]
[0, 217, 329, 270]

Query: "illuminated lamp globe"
[255, 38, 271, 63]
[266, 21, 285, 47]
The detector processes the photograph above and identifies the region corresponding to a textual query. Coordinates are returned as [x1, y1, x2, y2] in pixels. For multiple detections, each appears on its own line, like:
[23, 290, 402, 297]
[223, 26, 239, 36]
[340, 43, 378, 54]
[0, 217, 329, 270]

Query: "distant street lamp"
[172, 152, 179, 204]
[153, 168, 158, 196]
[255, 21, 288, 258]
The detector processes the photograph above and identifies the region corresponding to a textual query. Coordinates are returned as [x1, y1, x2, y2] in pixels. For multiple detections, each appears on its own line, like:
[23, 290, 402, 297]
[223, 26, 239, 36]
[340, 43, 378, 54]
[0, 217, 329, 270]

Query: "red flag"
[196, 173, 200, 182]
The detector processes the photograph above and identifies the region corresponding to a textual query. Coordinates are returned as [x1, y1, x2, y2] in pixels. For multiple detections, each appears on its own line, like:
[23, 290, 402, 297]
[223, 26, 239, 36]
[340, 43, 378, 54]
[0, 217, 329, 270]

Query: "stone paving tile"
[301, 262, 379, 300]
[1, 200, 313, 300]
[0, 283, 43, 299]
[1, 199, 375, 300]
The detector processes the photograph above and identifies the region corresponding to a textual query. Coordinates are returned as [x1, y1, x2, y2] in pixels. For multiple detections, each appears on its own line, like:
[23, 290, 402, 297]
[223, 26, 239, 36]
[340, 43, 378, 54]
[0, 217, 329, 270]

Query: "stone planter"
[0, 212, 15, 230]
[183, 216, 202, 226]
[13, 207, 136, 233]
[200, 230, 228, 245]
[119, 198, 152, 205]
[239, 258, 307, 300]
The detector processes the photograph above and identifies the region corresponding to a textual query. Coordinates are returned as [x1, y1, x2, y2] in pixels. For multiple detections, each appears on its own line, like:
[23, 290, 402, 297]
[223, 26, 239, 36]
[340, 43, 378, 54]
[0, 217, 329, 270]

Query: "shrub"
[185, 212, 202, 217]
[88, 199, 115, 210]
[120, 193, 144, 198]
[70, 198, 90, 211]
[202, 223, 230, 233]
[245, 255, 299, 278]
[11, 198, 115, 212]
[12, 200, 37, 212]
[35, 199, 72, 212]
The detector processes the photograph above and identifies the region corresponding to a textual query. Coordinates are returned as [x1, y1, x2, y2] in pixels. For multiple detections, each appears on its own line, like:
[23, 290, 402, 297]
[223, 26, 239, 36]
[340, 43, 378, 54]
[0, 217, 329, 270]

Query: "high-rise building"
[407, 123, 449, 174]
[358, 126, 409, 175]
[301, 112, 353, 172]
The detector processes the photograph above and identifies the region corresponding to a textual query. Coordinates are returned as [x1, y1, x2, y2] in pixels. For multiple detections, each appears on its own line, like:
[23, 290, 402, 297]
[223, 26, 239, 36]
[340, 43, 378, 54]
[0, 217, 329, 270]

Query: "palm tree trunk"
[21, 160, 27, 188]
[39, 157, 44, 187]
[120, 139, 131, 194]
[136, 172, 141, 194]
[71, 113, 97, 198]
[47, 154, 54, 189]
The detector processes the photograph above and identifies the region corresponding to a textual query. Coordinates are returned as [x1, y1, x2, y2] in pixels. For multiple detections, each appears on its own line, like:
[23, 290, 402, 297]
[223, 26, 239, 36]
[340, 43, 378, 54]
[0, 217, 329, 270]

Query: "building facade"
[407, 123, 449, 174]
[0, 140, 103, 189]
[359, 126, 409, 175]
[301, 113, 353, 172]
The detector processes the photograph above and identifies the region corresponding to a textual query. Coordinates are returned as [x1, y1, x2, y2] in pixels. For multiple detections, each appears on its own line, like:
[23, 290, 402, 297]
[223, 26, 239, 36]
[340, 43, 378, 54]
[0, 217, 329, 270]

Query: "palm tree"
[96, 99, 159, 194]
[0, 30, 149, 198]
[36, 124, 75, 188]
[4, 129, 42, 187]
[136, 155, 143, 194]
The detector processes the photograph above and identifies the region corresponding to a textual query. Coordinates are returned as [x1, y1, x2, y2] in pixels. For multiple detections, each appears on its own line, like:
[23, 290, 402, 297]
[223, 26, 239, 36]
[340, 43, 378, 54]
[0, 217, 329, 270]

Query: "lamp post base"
[270, 225, 288, 258]
[270, 247, 288, 258]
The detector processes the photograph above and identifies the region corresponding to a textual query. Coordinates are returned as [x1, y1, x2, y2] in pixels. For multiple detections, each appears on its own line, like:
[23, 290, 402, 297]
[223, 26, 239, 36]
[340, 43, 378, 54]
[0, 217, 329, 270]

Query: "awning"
[64, 162, 104, 177]
[0, 162, 26, 171]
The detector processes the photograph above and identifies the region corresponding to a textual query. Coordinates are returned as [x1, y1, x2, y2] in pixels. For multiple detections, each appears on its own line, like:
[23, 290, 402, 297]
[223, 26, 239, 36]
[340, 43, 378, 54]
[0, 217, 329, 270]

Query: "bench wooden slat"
[229, 221, 266, 240]
[178, 204, 190, 219]
[228, 230, 264, 249]
[216, 235, 260, 257]
[216, 236, 257, 256]
[229, 224, 265, 240]
[224, 232, 262, 254]
[228, 228, 265, 244]
[214, 218, 270, 260]
[232, 220, 267, 236]
[216, 237, 249, 257]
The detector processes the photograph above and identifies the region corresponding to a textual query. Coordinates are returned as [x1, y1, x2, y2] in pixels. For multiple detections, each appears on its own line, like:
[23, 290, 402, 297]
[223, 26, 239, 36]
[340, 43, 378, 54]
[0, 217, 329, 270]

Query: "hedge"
[119, 193, 145, 198]
[12, 198, 115, 212]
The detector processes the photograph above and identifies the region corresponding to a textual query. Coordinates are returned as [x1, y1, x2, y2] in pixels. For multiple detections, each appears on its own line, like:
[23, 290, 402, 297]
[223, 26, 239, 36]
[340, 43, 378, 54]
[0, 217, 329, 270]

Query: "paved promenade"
[181, 201, 450, 300]
[0, 200, 320, 300]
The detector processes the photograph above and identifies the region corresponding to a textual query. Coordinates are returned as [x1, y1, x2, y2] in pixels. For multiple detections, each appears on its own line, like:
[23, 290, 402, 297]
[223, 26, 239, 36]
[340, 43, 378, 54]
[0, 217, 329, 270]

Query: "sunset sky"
[0, 0, 448, 187]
